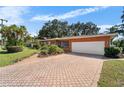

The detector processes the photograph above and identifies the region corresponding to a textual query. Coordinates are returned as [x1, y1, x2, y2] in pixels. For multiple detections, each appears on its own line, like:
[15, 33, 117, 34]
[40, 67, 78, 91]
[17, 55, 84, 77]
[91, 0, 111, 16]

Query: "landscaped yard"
[0, 47, 38, 67]
[98, 59, 124, 87]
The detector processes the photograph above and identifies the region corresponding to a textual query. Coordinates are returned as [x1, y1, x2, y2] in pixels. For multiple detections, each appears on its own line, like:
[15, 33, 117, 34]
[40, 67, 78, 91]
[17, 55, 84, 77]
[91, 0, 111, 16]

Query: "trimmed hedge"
[104, 47, 122, 58]
[6, 46, 23, 53]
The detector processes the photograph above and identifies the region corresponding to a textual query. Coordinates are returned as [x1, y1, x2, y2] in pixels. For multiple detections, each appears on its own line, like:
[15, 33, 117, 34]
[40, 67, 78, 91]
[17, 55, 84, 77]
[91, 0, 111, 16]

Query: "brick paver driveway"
[0, 53, 104, 87]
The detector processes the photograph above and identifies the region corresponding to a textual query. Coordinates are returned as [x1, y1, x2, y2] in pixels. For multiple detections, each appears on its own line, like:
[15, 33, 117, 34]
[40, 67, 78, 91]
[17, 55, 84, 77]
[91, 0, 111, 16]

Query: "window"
[61, 41, 69, 48]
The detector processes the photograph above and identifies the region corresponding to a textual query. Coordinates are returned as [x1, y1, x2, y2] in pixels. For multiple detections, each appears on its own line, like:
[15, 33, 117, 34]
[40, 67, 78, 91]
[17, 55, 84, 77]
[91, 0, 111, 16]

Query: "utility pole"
[0, 19, 8, 47]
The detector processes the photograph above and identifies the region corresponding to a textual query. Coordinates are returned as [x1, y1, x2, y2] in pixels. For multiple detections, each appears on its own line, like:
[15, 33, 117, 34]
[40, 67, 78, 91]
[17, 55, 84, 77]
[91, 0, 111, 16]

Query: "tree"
[113, 39, 124, 53]
[0, 19, 8, 47]
[38, 19, 69, 38]
[121, 7, 124, 23]
[66, 22, 100, 36]
[120, 7, 124, 35]
[81, 22, 100, 35]
[106, 7, 124, 36]
[106, 25, 119, 34]
[106, 7, 124, 52]
[113, 39, 124, 47]
[38, 19, 100, 38]
[69, 22, 84, 36]
[24, 34, 33, 42]
[0, 24, 28, 46]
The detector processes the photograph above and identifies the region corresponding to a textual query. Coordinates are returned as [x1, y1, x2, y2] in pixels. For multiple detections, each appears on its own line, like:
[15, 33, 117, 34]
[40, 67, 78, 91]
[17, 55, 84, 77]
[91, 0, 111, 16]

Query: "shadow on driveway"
[67, 52, 108, 60]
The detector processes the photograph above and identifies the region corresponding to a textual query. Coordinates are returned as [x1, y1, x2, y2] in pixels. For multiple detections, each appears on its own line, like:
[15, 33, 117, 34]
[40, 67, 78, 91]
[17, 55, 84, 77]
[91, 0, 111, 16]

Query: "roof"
[39, 33, 117, 41]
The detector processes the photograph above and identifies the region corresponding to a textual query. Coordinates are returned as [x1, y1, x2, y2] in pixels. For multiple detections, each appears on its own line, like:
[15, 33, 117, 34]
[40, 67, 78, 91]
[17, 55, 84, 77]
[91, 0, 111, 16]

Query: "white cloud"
[0, 6, 29, 25]
[98, 25, 113, 33]
[31, 6, 109, 21]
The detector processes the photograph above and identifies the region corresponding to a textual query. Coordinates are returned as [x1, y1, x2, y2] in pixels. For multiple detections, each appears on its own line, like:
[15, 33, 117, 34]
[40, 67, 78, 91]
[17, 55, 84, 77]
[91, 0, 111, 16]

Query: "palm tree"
[0, 19, 8, 47]
[0, 24, 28, 46]
[83, 22, 100, 35]
[121, 7, 124, 23]
[18, 26, 27, 40]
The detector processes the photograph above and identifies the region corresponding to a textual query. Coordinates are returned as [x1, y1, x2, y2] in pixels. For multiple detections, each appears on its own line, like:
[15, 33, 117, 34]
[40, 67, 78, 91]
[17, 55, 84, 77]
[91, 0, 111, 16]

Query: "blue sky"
[0, 6, 123, 36]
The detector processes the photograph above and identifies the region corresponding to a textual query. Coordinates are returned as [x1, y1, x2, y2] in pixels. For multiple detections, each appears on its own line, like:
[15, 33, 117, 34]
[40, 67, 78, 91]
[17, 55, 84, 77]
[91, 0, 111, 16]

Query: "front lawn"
[98, 59, 124, 87]
[0, 47, 38, 67]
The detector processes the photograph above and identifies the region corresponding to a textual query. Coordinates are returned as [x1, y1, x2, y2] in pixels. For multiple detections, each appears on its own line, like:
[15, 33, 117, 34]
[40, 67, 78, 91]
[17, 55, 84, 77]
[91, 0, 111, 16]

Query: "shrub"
[33, 44, 40, 49]
[16, 40, 24, 46]
[6, 46, 23, 53]
[6, 39, 24, 47]
[104, 47, 122, 58]
[48, 45, 62, 55]
[112, 39, 124, 54]
[1, 46, 6, 50]
[40, 45, 49, 50]
[48, 45, 57, 54]
[56, 47, 64, 54]
[38, 44, 64, 57]
[6, 39, 16, 46]
[40, 49, 49, 55]
[123, 47, 124, 53]
[32, 40, 41, 49]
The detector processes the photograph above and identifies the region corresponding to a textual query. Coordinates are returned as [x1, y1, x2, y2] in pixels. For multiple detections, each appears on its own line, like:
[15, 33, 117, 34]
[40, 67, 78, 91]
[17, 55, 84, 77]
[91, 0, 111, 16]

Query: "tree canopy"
[38, 19, 100, 38]
[106, 7, 124, 36]
[0, 24, 28, 46]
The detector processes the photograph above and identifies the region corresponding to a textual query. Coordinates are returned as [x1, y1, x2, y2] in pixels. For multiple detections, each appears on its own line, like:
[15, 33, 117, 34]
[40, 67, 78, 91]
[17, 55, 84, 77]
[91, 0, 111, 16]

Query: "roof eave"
[39, 34, 117, 41]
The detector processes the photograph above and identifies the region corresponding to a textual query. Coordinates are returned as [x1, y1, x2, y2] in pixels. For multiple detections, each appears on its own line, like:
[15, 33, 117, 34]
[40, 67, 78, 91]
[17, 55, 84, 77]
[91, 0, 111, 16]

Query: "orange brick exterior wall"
[43, 36, 112, 52]
[67, 36, 111, 52]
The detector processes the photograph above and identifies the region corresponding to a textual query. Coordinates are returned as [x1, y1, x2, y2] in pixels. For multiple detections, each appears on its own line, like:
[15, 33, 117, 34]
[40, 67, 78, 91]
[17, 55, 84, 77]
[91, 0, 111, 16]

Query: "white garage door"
[72, 41, 105, 55]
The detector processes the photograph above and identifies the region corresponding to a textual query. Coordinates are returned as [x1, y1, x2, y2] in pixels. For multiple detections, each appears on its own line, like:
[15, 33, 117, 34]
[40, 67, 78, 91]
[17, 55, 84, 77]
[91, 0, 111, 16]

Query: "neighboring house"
[39, 34, 116, 55]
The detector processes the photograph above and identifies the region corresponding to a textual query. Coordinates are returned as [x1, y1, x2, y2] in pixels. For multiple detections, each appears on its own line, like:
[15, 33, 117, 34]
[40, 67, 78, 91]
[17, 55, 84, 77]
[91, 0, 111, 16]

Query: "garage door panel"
[72, 41, 105, 55]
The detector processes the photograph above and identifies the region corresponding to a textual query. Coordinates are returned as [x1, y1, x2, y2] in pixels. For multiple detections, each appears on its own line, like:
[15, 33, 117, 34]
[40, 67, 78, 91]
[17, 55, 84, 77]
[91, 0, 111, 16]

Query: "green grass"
[0, 47, 38, 67]
[98, 60, 124, 87]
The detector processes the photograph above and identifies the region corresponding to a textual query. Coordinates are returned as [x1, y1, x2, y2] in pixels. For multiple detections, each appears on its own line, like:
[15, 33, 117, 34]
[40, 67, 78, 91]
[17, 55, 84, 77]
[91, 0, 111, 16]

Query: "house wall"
[41, 36, 112, 53]
[57, 40, 70, 52]
[69, 36, 111, 52]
